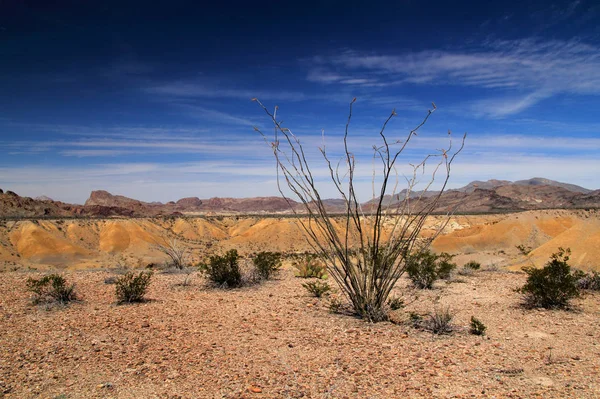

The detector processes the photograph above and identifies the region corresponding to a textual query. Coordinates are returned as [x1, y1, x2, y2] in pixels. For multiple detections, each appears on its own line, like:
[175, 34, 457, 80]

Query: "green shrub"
[387, 296, 404, 311]
[200, 249, 242, 288]
[516, 244, 533, 255]
[302, 280, 331, 297]
[115, 271, 153, 303]
[469, 316, 487, 335]
[26, 274, 76, 304]
[519, 247, 578, 309]
[406, 250, 456, 289]
[409, 312, 423, 328]
[293, 254, 327, 279]
[464, 261, 481, 270]
[253, 251, 282, 280]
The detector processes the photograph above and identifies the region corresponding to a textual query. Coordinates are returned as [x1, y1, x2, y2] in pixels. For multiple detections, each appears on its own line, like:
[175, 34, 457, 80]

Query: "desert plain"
[0, 209, 599, 398]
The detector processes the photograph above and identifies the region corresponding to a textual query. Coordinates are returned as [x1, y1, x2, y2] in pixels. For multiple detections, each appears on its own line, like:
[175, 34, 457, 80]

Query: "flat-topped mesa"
[84, 190, 147, 208]
[175, 197, 203, 208]
[201, 196, 296, 212]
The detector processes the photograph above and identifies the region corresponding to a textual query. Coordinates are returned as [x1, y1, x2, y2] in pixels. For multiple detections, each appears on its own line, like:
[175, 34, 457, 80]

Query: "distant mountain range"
[0, 178, 598, 218]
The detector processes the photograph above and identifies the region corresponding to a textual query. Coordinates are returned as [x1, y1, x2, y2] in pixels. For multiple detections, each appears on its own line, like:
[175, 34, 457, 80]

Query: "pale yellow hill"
[511, 217, 600, 271]
[1, 210, 598, 271]
[9, 221, 94, 267]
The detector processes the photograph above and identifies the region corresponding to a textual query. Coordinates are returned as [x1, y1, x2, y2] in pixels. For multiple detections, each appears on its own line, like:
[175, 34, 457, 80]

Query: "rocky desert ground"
[0, 208, 599, 398]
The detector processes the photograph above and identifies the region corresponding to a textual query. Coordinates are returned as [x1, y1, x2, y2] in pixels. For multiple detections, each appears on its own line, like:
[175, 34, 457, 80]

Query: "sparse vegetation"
[293, 254, 327, 279]
[573, 269, 600, 291]
[153, 238, 189, 270]
[458, 261, 481, 276]
[464, 261, 481, 270]
[328, 296, 344, 313]
[424, 307, 455, 335]
[254, 98, 464, 322]
[302, 280, 331, 297]
[519, 247, 579, 309]
[516, 244, 533, 256]
[26, 274, 76, 304]
[387, 296, 404, 311]
[406, 250, 457, 289]
[115, 271, 153, 303]
[253, 251, 282, 280]
[409, 312, 423, 328]
[200, 249, 243, 288]
[469, 316, 487, 335]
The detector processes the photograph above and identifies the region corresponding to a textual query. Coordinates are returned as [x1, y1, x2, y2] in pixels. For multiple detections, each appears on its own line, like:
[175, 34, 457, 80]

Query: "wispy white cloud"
[146, 81, 346, 104]
[308, 38, 600, 116]
[174, 103, 257, 126]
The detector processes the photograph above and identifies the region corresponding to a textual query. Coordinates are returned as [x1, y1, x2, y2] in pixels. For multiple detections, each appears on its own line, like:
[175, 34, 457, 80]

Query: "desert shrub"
[424, 307, 454, 335]
[464, 261, 481, 270]
[406, 250, 456, 289]
[516, 244, 533, 255]
[573, 270, 600, 291]
[409, 312, 423, 328]
[26, 274, 76, 304]
[328, 296, 344, 313]
[519, 247, 579, 309]
[387, 296, 404, 311]
[459, 260, 482, 276]
[293, 254, 327, 279]
[153, 238, 189, 270]
[115, 271, 153, 303]
[469, 316, 487, 335]
[255, 99, 464, 322]
[200, 249, 242, 288]
[253, 251, 282, 280]
[302, 280, 331, 297]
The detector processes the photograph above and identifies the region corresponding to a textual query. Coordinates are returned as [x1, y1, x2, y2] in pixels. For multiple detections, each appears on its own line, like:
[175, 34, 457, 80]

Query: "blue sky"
[1, 0, 599, 204]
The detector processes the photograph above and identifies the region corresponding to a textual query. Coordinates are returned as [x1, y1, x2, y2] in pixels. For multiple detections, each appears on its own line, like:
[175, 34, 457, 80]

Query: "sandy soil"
[1, 266, 599, 399]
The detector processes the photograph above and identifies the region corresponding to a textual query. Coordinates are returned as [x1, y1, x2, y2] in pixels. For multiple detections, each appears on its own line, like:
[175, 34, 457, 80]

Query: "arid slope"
[0, 209, 598, 271]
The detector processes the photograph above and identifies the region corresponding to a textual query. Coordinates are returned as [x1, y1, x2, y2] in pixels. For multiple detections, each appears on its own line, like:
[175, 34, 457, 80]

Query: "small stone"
[248, 385, 262, 393]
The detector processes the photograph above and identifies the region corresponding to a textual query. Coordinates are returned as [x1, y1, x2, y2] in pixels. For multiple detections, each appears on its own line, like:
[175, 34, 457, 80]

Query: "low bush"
[409, 312, 423, 328]
[406, 250, 456, 289]
[516, 244, 533, 255]
[293, 254, 327, 279]
[469, 316, 487, 335]
[387, 296, 404, 311]
[253, 251, 282, 280]
[464, 261, 481, 270]
[115, 271, 153, 303]
[26, 274, 76, 304]
[328, 296, 345, 313]
[302, 280, 331, 297]
[200, 249, 242, 288]
[424, 307, 454, 335]
[573, 270, 600, 291]
[519, 247, 579, 309]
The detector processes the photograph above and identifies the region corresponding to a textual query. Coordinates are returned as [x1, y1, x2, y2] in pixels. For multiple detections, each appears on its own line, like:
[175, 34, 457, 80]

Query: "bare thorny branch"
[153, 237, 189, 270]
[253, 98, 465, 322]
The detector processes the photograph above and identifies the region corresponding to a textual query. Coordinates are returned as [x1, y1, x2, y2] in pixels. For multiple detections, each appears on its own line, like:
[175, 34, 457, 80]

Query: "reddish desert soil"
[1, 267, 599, 399]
